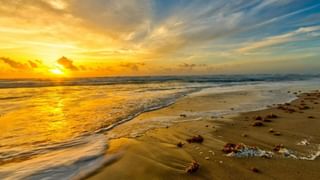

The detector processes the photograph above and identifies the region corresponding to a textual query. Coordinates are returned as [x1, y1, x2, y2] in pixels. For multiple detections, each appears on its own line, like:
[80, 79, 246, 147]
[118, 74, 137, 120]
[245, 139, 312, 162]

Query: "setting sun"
[50, 68, 64, 75]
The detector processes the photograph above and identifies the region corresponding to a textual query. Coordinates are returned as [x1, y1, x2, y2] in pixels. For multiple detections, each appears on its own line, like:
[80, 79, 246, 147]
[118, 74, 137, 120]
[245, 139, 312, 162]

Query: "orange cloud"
[0, 57, 30, 70]
[120, 62, 146, 71]
[57, 56, 79, 71]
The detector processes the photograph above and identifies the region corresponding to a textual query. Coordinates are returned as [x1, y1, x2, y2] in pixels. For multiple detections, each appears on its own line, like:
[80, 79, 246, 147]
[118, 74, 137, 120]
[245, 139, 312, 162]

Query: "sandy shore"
[87, 90, 320, 180]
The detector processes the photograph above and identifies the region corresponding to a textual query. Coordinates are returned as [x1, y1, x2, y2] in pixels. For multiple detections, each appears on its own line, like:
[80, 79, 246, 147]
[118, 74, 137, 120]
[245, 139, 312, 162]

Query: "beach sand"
[87, 90, 320, 180]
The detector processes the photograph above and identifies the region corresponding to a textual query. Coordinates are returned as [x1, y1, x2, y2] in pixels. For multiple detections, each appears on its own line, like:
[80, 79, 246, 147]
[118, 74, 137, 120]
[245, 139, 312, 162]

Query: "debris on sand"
[209, 150, 215, 156]
[186, 161, 200, 173]
[297, 139, 310, 146]
[222, 143, 273, 158]
[273, 144, 297, 159]
[299, 105, 310, 110]
[299, 148, 320, 161]
[273, 144, 284, 152]
[252, 121, 264, 127]
[186, 135, 204, 143]
[222, 143, 237, 153]
[177, 142, 184, 148]
[251, 167, 261, 173]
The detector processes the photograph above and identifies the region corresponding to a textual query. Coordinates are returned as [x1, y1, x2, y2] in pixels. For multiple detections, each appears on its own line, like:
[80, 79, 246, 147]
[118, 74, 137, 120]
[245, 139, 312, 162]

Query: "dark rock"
[186, 135, 204, 143]
[255, 116, 263, 120]
[252, 121, 264, 127]
[251, 167, 261, 173]
[274, 132, 281, 136]
[186, 161, 200, 174]
[269, 128, 274, 133]
[180, 114, 187, 118]
[177, 142, 184, 148]
[242, 133, 248, 137]
[308, 116, 315, 119]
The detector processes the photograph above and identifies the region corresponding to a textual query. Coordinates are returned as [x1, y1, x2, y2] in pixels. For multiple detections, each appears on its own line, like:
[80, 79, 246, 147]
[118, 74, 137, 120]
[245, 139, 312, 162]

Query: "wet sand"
[88, 90, 320, 180]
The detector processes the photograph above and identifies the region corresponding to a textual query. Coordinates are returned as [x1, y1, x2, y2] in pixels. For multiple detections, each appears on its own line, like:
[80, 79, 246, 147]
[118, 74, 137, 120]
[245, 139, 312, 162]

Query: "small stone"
[242, 133, 248, 137]
[219, 161, 223, 164]
[274, 132, 281, 136]
[252, 121, 264, 127]
[255, 116, 263, 120]
[269, 128, 274, 133]
[186, 135, 204, 143]
[251, 167, 261, 173]
[177, 142, 184, 148]
[199, 152, 203, 155]
[205, 157, 210, 160]
[180, 114, 187, 118]
[308, 116, 315, 119]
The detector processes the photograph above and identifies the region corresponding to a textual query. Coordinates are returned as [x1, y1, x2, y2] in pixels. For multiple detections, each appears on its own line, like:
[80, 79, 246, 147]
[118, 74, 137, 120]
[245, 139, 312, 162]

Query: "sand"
[87, 90, 320, 180]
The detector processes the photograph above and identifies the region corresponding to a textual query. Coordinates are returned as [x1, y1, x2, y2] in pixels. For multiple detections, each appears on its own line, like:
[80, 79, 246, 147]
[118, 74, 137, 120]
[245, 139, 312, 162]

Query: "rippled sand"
[89, 91, 320, 180]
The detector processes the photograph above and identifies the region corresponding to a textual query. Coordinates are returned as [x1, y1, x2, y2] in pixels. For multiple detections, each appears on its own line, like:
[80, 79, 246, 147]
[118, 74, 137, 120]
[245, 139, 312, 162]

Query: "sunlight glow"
[50, 68, 64, 75]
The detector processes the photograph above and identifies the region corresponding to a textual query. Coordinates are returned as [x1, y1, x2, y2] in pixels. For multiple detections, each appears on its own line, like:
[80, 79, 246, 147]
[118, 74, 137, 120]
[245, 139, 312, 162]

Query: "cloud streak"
[238, 25, 320, 53]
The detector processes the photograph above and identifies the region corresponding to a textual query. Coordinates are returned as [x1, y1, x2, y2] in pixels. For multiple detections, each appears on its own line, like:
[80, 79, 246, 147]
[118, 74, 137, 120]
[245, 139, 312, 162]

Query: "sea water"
[0, 74, 319, 179]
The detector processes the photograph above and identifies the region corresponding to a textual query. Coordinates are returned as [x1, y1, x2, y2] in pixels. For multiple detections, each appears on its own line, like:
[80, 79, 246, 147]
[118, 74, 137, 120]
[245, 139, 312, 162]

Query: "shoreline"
[87, 89, 320, 179]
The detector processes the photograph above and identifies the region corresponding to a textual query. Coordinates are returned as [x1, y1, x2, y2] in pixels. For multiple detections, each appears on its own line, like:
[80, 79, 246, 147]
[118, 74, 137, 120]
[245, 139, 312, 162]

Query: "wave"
[1, 74, 319, 89]
[0, 134, 117, 180]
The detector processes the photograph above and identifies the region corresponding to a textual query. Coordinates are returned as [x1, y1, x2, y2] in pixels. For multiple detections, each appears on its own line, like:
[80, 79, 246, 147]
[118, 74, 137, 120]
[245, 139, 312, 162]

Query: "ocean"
[0, 74, 319, 179]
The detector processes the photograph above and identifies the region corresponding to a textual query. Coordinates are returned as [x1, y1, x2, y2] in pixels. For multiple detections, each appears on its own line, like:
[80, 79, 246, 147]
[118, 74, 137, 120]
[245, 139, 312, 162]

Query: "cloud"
[0, 57, 43, 70]
[120, 62, 146, 71]
[179, 63, 207, 70]
[237, 25, 320, 53]
[68, 0, 152, 40]
[0, 57, 30, 70]
[28, 60, 39, 68]
[57, 56, 79, 71]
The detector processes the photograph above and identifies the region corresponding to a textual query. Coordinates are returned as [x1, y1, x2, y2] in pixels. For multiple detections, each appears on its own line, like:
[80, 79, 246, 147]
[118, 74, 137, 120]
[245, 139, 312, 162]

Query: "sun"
[50, 68, 65, 76]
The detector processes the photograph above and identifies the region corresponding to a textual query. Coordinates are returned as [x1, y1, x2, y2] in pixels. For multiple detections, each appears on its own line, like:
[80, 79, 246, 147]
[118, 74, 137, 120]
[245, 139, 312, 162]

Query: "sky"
[0, 0, 320, 78]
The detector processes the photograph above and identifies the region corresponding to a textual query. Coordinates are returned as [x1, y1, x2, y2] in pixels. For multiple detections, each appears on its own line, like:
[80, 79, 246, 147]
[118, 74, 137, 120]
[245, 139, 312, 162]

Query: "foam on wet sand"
[88, 90, 320, 180]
